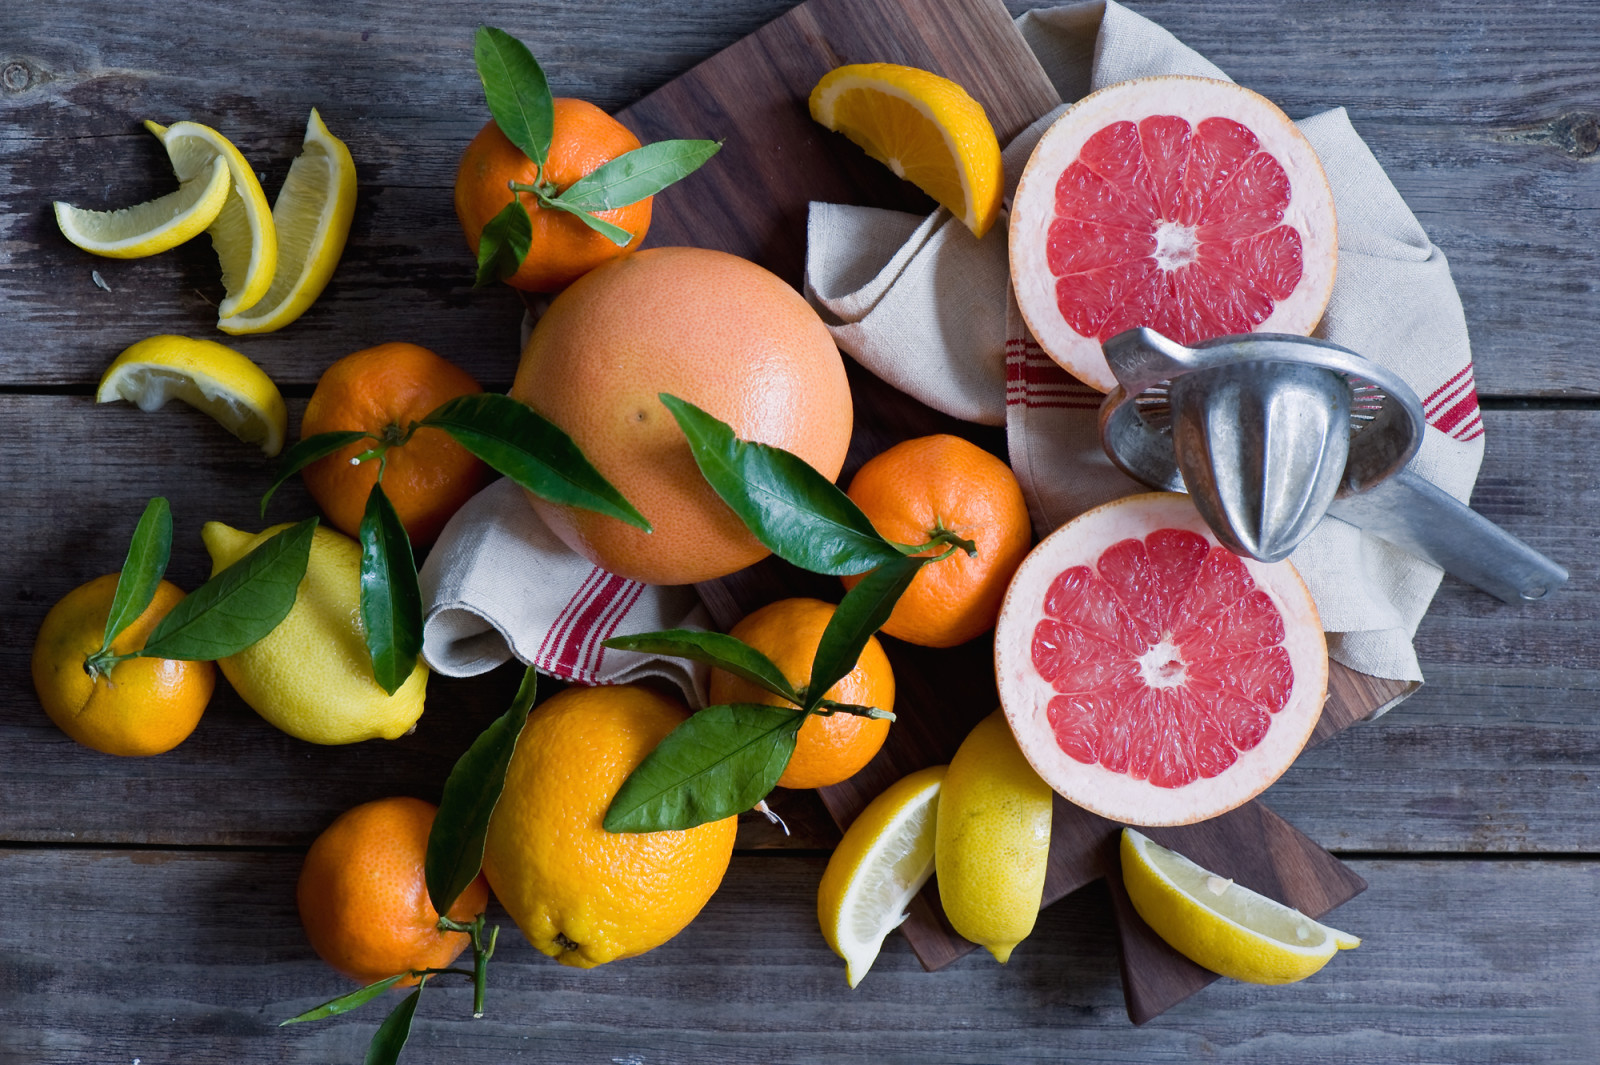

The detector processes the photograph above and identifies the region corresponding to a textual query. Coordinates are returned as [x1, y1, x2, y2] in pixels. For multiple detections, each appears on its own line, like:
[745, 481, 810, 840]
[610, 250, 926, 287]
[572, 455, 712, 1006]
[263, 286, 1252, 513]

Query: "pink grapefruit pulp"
[1009, 76, 1338, 392]
[994, 493, 1327, 826]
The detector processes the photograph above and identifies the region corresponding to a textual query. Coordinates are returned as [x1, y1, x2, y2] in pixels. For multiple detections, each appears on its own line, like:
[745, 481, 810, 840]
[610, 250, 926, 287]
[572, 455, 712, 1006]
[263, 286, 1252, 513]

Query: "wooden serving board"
[618, 0, 1411, 1022]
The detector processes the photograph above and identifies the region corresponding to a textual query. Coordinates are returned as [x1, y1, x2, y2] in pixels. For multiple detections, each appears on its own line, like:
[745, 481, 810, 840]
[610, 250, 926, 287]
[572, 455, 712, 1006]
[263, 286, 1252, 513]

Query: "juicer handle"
[1326, 470, 1567, 604]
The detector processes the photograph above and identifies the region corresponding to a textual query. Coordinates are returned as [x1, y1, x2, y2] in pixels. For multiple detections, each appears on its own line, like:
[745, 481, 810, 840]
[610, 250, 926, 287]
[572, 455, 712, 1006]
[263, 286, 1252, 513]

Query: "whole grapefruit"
[510, 246, 853, 585]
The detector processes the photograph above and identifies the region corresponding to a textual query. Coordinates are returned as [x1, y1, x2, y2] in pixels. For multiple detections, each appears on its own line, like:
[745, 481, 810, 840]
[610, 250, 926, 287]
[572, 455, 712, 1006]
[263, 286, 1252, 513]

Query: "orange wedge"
[809, 63, 1003, 237]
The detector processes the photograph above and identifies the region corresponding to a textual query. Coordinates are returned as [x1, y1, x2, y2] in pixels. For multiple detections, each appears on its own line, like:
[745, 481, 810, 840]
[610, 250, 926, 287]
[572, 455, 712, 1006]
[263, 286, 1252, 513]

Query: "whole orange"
[709, 598, 895, 790]
[299, 342, 490, 547]
[297, 796, 490, 985]
[510, 246, 853, 586]
[483, 683, 737, 968]
[32, 574, 215, 756]
[454, 100, 651, 292]
[843, 434, 1032, 648]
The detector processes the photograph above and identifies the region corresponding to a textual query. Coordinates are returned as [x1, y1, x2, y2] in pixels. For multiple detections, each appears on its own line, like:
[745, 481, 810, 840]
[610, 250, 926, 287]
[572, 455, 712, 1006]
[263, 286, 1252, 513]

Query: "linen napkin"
[805, 0, 1485, 693]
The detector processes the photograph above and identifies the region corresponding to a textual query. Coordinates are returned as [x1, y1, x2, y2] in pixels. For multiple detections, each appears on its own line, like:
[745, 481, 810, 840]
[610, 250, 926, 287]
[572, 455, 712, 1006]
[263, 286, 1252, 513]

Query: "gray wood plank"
[1, 1, 1596, 390]
[4, 848, 1598, 1063]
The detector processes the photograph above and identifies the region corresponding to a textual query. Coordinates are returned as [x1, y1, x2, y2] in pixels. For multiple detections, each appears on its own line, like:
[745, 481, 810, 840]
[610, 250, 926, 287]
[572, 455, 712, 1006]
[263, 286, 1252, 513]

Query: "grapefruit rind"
[1008, 76, 1338, 393]
[994, 493, 1327, 827]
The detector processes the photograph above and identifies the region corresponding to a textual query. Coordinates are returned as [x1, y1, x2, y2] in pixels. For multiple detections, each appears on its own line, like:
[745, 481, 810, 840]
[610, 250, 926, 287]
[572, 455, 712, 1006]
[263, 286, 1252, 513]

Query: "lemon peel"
[96, 334, 288, 456]
[53, 154, 231, 259]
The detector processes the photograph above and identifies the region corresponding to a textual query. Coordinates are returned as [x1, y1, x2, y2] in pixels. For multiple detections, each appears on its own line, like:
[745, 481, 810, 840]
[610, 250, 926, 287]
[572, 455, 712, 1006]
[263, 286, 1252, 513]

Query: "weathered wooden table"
[4, 1, 1596, 1061]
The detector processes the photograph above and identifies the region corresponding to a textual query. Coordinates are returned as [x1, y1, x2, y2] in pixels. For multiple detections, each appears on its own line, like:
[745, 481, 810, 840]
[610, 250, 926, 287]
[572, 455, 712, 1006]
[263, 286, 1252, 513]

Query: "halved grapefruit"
[1009, 76, 1338, 392]
[994, 493, 1327, 826]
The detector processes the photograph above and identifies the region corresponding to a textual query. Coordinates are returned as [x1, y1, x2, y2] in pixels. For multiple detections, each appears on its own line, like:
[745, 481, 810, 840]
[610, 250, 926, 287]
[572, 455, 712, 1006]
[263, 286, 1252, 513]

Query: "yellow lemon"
[218, 109, 357, 334]
[810, 63, 1003, 237]
[935, 709, 1052, 962]
[483, 684, 736, 968]
[145, 119, 278, 318]
[817, 765, 946, 988]
[1120, 827, 1361, 984]
[97, 334, 288, 456]
[53, 154, 230, 258]
[201, 522, 426, 744]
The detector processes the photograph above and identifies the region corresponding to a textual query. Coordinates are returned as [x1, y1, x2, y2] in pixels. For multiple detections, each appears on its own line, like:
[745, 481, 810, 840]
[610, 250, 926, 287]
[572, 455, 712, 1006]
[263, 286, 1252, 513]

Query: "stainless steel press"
[1097, 328, 1567, 604]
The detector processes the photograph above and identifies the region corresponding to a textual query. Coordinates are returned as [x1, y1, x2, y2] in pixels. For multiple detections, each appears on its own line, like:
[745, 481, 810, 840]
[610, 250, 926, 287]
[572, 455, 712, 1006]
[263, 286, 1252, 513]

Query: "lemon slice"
[1121, 828, 1361, 985]
[809, 63, 1003, 237]
[145, 120, 278, 319]
[217, 109, 357, 335]
[97, 335, 288, 456]
[53, 155, 231, 259]
[817, 765, 946, 988]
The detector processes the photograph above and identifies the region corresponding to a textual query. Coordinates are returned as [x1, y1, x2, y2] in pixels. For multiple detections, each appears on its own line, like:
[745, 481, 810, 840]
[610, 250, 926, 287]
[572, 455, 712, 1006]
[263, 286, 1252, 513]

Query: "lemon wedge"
[145, 120, 278, 319]
[817, 765, 946, 988]
[934, 710, 1052, 963]
[97, 335, 288, 456]
[809, 63, 1003, 237]
[1121, 828, 1361, 985]
[53, 155, 231, 259]
[217, 109, 357, 335]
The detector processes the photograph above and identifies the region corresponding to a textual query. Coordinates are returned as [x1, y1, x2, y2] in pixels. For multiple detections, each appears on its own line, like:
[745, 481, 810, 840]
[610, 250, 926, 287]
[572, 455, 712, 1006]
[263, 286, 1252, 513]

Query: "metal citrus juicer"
[1096, 328, 1567, 604]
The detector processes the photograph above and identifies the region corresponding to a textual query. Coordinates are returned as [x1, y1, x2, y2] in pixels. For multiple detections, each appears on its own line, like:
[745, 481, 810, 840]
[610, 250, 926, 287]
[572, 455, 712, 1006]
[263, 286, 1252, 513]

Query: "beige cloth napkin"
[805, 0, 1485, 692]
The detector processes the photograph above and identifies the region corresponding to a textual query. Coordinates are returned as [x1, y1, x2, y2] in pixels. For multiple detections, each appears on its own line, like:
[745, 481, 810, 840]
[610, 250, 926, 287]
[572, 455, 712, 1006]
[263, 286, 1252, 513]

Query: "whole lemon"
[935, 709, 1052, 963]
[483, 683, 737, 968]
[201, 521, 427, 744]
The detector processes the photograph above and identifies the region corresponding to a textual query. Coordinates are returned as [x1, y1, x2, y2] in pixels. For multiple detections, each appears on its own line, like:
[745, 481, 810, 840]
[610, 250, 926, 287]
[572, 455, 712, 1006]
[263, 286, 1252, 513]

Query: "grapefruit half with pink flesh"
[1009, 76, 1338, 393]
[994, 493, 1327, 827]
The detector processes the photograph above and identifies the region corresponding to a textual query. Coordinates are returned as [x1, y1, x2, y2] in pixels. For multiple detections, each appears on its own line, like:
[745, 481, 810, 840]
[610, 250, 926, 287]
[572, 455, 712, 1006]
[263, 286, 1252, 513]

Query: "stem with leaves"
[281, 666, 538, 1064]
[469, 26, 722, 285]
[599, 399, 979, 834]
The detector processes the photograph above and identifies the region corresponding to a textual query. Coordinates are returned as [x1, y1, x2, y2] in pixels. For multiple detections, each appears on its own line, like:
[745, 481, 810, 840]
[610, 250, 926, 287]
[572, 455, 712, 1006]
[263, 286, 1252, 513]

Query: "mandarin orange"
[709, 598, 895, 790]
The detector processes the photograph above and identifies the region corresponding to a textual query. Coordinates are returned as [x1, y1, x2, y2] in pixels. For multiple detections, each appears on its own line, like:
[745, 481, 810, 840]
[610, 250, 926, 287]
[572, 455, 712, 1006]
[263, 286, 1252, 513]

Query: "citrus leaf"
[473, 26, 552, 168]
[280, 973, 409, 1026]
[659, 393, 900, 576]
[804, 553, 926, 711]
[101, 497, 172, 653]
[421, 393, 650, 531]
[538, 195, 634, 247]
[261, 431, 370, 516]
[139, 517, 317, 661]
[359, 482, 421, 696]
[603, 629, 799, 704]
[425, 665, 537, 918]
[473, 199, 532, 287]
[364, 981, 423, 1065]
[556, 139, 723, 211]
[603, 704, 802, 833]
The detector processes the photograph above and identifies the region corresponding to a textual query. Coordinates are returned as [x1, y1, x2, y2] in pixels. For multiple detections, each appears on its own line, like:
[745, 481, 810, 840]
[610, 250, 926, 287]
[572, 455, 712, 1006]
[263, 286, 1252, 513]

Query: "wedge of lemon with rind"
[1121, 828, 1361, 985]
[817, 765, 946, 988]
[145, 120, 278, 318]
[810, 63, 1003, 238]
[53, 155, 231, 259]
[218, 109, 356, 335]
[97, 334, 288, 456]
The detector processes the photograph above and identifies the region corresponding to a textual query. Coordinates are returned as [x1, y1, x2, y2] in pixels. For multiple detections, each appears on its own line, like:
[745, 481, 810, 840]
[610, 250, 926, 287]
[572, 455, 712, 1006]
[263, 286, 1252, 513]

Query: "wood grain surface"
[3, 0, 1597, 1060]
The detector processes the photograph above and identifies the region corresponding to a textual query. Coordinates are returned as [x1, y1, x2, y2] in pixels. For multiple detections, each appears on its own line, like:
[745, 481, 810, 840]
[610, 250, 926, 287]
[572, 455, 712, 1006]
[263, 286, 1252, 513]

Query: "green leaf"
[804, 553, 927, 710]
[139, 518, 317, 661]
[359, 483, 422, 696]
[473, 26, 552, 168]
[425, 665, 537, 918]
[101, 497, 173, 652]
[537, 195, 635, 247]
[363, 981, 424, 1065]
[603, 704, 802, 833]
[421, 394, 650, 531]
[280, 973, 409, 1026]
[659, 393, 900, 576]
[556, 139, 723, 211]
[473, 199, 533, 288]
[261, 431, 371, 517]
[603, 629, 799, 704]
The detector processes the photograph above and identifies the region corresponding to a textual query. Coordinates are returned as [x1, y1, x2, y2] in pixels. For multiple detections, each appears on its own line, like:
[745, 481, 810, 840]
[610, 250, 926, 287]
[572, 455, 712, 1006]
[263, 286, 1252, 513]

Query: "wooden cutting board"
[617, 0, 1407, 1023]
